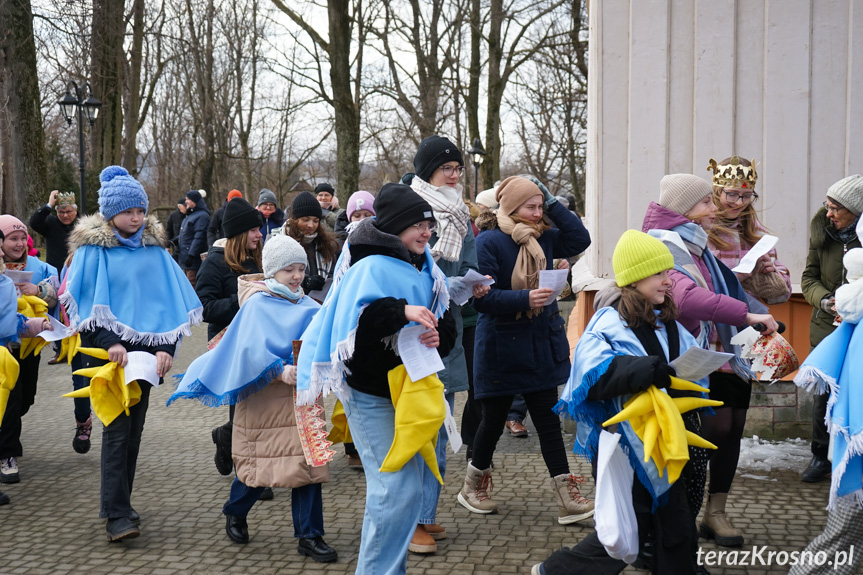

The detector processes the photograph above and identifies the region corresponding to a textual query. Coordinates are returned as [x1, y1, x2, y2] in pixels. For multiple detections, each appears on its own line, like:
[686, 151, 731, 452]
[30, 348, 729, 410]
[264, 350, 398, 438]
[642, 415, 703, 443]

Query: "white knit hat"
[827, 175, 863, 216]
[659, 174, 714, 216]
[475, 189, 499, 209]
[262, 234, 308, 279]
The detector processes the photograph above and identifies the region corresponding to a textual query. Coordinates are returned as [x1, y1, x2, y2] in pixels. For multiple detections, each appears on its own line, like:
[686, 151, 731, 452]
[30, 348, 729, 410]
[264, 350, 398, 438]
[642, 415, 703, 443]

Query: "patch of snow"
[735, 435, 811, 474]
[738, 473, 777, 482]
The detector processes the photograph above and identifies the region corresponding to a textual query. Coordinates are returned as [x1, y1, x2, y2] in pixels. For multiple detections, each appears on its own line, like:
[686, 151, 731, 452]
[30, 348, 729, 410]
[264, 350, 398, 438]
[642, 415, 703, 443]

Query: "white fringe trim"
[826, 429, 863, 511]
[431, 264, 450, 317]
[61, 291, 202, 346]
[793, 364, 834, 396]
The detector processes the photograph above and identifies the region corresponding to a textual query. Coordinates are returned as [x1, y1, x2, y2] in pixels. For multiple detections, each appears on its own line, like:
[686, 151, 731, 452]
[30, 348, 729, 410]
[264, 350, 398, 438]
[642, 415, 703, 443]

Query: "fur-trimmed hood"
[67, 213, 167, 253]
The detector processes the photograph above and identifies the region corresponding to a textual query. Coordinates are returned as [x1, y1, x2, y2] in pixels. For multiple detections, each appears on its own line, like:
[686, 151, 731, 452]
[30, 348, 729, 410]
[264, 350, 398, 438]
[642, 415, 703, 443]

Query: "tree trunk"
[90, 0, 125, 168]
[328, 0, 360, 200]
[484, 0, 504, 184]
[0, 0, 47, 216]
[122, 0, 146, 174]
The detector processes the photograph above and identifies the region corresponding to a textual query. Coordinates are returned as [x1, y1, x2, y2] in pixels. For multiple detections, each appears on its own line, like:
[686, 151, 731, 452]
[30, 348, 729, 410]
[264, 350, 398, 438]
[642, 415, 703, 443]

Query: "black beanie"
[373, 183, 435, 236]
[413, 135, 464, 183]
[291, 191, 323, 220]
[314, 182, 335, 196]
[222, 198, 262, 238]
[177, 196, 187, 205]
[186, 189, 202, 204]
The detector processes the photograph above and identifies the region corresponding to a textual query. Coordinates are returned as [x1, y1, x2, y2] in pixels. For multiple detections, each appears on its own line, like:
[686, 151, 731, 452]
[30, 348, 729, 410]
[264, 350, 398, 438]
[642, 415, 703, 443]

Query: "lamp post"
[466, 138, 486, 201]
[58, 81, 101, 215]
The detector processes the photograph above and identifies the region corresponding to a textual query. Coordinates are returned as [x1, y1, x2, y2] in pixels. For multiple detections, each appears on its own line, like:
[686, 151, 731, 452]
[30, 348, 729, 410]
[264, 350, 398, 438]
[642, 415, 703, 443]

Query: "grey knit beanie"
[262, 233, 308, 279]
[257, 188, 278, 207]
[826, 175, 863, 216]
[659, 174, 714, 216]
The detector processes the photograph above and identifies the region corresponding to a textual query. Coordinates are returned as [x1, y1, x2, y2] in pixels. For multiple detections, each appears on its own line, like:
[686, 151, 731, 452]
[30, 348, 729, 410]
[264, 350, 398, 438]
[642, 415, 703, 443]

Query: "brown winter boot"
[550, 473, 595, 525]
[699, 492, 744, 547]
[457, 462, 499, 514]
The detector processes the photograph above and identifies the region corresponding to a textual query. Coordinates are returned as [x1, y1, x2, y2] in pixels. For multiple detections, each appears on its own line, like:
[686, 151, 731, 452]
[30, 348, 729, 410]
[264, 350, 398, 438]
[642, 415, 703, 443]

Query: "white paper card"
[36, 315, 71, 342]
[731, 235, 778, 274]
[539, 269, 570, 303]
[6, 270, 33, 295]
[444, 394, 463, 453]
[449, 269, 495, 306]
[124, 351, 160, 387]
[668, 347, 734, 381]
[397, 324, 445, 382]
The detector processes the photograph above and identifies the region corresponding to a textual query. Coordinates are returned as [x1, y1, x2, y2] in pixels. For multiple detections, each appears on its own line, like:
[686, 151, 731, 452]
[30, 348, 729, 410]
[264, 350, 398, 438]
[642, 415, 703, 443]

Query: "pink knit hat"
[347, 191, 376, 219]
[0, 215, 28, 239]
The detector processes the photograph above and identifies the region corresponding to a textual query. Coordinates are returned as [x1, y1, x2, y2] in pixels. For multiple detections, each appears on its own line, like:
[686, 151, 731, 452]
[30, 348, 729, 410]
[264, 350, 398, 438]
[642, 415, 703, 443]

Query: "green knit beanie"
[613, 230, 674, 287]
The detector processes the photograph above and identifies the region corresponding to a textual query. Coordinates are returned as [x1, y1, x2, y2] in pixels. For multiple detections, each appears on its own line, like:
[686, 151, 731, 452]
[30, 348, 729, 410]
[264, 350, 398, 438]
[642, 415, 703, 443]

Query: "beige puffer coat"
[231, 274, 329, 488]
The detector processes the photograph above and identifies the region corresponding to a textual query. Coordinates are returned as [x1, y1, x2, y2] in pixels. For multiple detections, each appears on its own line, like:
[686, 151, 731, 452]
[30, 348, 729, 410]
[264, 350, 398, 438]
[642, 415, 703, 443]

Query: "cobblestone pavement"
[0, 325, 846, 574]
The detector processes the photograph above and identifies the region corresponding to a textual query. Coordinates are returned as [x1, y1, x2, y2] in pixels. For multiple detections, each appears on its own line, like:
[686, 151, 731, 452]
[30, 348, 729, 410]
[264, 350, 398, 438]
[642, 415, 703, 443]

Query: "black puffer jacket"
[195, 243, 261, 339]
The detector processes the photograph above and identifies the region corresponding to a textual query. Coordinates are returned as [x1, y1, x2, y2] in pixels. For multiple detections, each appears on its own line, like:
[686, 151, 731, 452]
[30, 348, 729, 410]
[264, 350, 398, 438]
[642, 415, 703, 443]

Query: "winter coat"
[207, 204, 227, 248]
[178, 198, 211, 271]
[29, 205, 76, 272]
[195, 239, 262, 340]
[473, 200, 590, 398]
[165, 208, 185, 260]
[333, 210, 350, 239]
[231, 275, 328, 488]
[259, 208, 285, 244]
[642, 202, 748, 339]
[429, 226, 478, 394]
[802, 207, 861, 347]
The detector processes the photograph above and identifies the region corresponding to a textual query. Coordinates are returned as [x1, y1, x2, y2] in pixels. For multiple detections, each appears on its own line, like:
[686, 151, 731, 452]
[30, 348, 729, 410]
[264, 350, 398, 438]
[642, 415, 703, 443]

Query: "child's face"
[635, 270, 672, 305]
[685, 195, 717, 230]
[273, 263, 305, 292]
[113, 208, 146, 238]
[2, 231, 27, 261]
[246, 227, 263, 250]
[514, 194, 544, 225]
[296, 216, 320, 236]
[398, 221, 434, 255]
[350, 209, 374, 222]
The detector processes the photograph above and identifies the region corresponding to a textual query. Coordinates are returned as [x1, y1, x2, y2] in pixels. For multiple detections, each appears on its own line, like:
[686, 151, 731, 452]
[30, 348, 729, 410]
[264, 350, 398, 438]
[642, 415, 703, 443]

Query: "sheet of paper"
[308, 278, 333, 303]
[397, 324, 445, 382]
[124, 351, 160, 387]
[539, 269, 570, 303]
[36, 315, 71, 342]
[449, 269, 495, 306]
[443, 393, 463, 453]
[731, 235, 778, 273]
[6, 270, 33, 296]
[668, 347, 734, 381]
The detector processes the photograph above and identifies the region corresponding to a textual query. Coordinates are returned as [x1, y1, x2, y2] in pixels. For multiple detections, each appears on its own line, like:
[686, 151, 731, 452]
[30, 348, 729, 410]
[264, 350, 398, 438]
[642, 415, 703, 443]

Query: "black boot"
[212, 425, 233, 476]
[298, 536, 338, 562]
[225, 514, 249, 544]
[106, 517, 140, 542]
[802, 455, 831, 483]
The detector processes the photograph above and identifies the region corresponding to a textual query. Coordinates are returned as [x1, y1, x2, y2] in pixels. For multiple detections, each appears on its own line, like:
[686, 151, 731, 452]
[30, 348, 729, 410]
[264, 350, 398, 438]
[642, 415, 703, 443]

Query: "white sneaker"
[0, 456, 19, 483]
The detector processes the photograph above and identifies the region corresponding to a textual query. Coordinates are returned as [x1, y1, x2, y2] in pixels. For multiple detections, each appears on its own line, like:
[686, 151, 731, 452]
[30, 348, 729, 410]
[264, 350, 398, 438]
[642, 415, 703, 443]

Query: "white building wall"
[586, 0, 863, 284]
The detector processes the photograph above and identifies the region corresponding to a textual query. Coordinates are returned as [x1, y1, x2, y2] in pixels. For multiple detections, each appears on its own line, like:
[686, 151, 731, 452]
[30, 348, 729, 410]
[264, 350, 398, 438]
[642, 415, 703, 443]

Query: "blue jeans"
[100, 382, 151, 519]
[222, 477, 324, 538]
[418, 392, 454, 524]
[71, 353, 91, 423]
[343, 388, 423, 575]
[508, 394, 527, 421]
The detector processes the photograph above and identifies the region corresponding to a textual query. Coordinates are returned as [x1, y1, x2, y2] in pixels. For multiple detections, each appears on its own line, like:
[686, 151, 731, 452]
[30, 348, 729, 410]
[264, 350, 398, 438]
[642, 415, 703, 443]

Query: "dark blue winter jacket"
[178, 198, 211, 271]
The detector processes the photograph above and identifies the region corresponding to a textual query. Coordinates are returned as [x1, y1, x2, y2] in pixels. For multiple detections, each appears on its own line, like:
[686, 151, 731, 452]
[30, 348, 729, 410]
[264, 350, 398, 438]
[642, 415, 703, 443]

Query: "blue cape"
[295, 247, 449, 405]
[61, 243, 202, 346]
[795, 320, 863, 509]
[0, 276, 24, 346]
[169, 290, 320, 406]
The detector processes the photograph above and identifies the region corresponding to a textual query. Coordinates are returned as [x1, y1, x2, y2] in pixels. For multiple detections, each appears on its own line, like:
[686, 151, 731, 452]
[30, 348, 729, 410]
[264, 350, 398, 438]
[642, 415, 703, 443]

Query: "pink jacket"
[642, 202, 748, 339]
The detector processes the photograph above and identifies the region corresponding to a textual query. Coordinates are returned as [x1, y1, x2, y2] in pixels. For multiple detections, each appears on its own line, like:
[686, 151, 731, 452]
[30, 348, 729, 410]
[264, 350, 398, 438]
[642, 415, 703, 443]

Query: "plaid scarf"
[410, 177, 470, 262]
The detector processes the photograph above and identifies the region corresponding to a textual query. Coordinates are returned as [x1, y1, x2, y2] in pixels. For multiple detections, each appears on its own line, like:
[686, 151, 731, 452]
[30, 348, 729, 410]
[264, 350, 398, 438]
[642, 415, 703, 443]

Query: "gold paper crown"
[707, 156, 758, 189]
[56, 192, 77, 208]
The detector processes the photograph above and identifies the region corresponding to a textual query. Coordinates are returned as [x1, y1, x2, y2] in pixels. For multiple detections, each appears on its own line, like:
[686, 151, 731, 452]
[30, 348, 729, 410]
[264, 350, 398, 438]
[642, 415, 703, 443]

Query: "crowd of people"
[0, 140, 861, 575]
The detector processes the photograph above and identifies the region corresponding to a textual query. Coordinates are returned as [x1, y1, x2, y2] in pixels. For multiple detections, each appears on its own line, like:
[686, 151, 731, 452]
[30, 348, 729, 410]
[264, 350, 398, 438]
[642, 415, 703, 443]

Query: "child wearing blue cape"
[0, 215, 58, 485]
[295, 183, 457, 575]
[535, 231, 710, 575]
[61, 166, 202, 542]
[169, 234, 337, 562]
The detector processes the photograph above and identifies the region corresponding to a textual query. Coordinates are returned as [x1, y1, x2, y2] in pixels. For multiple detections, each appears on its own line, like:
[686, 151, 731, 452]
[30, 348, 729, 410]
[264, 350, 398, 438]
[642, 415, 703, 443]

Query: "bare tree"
[90, 0, 125, 168]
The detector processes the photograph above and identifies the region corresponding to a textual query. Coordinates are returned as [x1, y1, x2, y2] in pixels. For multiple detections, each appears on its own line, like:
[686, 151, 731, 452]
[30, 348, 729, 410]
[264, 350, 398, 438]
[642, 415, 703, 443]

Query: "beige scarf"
[497, 212, 546, 318]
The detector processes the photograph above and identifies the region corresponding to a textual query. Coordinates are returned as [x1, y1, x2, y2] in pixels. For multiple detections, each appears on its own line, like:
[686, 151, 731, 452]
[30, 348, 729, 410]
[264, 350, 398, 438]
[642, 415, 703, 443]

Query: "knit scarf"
[497, 213, 546, 318]
[410, 177, 470, 263]
[114, 226, 144, 249]
[648, 223, 752, 380]
[265, 278, 302, 301]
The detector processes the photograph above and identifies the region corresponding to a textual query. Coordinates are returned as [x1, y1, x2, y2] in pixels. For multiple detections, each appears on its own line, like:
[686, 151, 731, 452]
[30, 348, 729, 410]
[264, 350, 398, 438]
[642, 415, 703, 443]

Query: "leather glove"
[302, 275, 326, 292]
[653, 362, 676, 389]
[183, 255, 196, 268]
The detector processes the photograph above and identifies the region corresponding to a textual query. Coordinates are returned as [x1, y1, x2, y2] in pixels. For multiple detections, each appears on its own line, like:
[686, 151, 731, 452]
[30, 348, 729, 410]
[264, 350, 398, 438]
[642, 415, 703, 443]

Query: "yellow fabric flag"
[57, 332, 82, 365]
[328, 399, 353, 444]
[379, 365, 446, 484]
[64, 347, 141, 426]
[0, 346, 20, 422]
[17, 295, 49, 359]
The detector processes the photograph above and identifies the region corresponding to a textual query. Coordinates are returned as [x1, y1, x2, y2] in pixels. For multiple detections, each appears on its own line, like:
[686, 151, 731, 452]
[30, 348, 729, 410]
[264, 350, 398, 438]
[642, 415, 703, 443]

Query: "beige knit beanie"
[496, 176, 542, 215]
[659, 174, 714, 216]
[827, 175, 863, 216]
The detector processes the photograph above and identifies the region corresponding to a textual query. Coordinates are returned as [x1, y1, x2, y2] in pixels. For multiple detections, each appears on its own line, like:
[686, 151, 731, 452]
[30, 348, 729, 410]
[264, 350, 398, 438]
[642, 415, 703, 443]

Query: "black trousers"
[0, 352, 41, 459]
[812, 391, 830, 458]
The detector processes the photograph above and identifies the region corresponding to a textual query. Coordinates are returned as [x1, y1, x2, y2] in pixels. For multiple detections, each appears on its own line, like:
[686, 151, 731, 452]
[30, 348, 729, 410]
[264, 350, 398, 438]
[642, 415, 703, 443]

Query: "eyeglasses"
[411, 221, 436, 232]
[823, 201, 846, 214]
[439, 165, 465, 177]
[722, 189, 758, 204]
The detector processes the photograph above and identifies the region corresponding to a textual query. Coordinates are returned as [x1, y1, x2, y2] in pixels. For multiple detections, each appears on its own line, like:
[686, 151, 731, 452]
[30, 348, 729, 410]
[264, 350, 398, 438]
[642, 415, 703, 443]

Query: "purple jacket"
[641, 202, 747, 338]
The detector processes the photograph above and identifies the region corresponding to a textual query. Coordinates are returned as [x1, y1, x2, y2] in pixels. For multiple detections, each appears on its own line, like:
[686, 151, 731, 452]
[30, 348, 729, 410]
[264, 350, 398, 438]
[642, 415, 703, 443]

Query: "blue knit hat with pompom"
[97, 166, 149, 220]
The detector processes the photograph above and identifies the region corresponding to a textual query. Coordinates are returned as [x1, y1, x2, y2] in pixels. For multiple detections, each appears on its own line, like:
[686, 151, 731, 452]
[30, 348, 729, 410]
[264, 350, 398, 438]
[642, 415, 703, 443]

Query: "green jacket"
[801, 207, 860, 347]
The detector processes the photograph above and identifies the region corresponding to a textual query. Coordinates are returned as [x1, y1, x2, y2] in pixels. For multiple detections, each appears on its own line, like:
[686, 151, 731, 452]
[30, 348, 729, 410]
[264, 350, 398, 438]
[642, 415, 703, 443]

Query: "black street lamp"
[466, 138, 486, 201]
[58, 81, 101, 215]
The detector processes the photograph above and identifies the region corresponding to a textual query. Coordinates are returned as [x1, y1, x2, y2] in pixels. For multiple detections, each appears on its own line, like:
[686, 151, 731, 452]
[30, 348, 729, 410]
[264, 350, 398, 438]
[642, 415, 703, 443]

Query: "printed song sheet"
[731, 235, 778, 274]
[539, 269, 570, 303]
[397, 324, 445, 382]
[124, 351, 160, 387]
[668, 347, 733, 382]
[36, 315, 71, 342]
[449, 269, 495, 306]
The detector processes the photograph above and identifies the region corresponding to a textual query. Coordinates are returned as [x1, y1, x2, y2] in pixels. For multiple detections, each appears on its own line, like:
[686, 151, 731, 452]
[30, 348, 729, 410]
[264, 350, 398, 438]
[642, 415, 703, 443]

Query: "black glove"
[302, 275, 326, 292]
[653, 363, 676, 389]
[183, 255, 196, 268]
